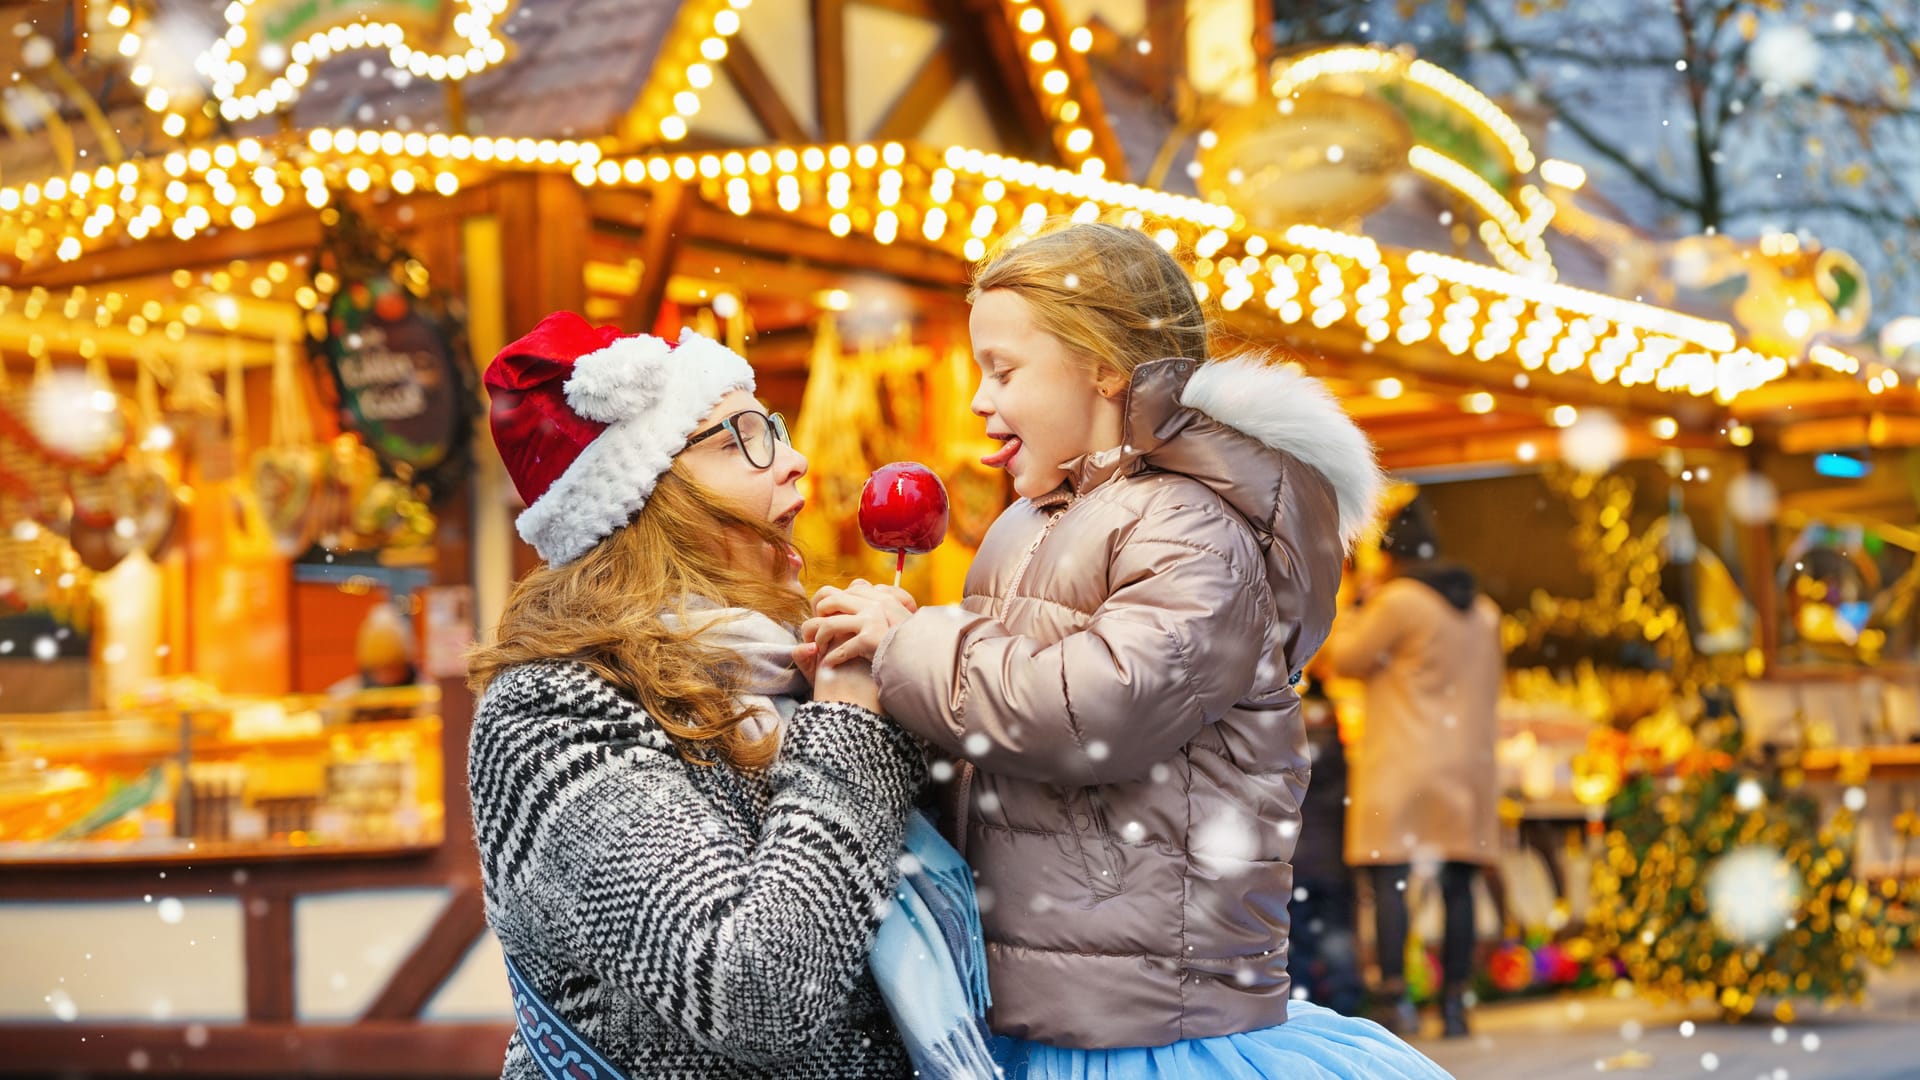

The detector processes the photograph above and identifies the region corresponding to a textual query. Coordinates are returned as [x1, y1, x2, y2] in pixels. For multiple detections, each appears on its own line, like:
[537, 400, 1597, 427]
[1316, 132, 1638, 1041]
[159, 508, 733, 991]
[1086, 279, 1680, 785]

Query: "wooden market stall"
[2, 0, 1915, 1072]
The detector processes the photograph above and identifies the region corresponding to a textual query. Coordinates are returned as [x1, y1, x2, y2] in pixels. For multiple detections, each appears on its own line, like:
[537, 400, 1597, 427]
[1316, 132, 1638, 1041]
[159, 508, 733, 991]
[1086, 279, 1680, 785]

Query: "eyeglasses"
[685, 409, 791, 469]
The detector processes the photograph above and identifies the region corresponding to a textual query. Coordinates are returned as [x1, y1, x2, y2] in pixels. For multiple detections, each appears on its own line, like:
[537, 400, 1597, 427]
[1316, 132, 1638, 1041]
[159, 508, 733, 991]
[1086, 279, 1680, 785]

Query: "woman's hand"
[793, 643, 883, 713]
[802, 579, 917, 668]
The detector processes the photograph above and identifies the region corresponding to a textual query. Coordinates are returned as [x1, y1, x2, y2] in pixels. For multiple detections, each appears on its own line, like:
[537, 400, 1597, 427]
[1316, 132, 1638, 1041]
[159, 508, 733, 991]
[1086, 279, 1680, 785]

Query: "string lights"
[1, 120, 1796, 409]
[0, 22, 1831, 417]
[106, 0, 515, 131]
[1270, 46, 1554, 278]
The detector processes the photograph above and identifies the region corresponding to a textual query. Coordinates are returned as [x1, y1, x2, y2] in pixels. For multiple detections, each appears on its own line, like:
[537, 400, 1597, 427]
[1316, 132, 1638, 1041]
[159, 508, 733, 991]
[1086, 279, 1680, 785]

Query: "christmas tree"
[1528, 467, 1911, 1020]
[1584, 706, 1902, 1021]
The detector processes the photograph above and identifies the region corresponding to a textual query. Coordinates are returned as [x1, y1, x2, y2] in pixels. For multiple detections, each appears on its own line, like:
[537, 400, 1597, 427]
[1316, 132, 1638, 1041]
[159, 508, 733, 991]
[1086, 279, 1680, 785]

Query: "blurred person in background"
[1324, 494, 1502, 1039]
[330, 603, 426, 721]
[1287, 669, 1366, 1017]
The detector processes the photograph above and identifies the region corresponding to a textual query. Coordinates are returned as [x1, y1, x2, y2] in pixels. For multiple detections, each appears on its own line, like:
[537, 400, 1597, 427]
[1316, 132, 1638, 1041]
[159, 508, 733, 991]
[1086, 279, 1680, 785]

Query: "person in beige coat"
[1323, 495, 1504, 1039]
[806, 223, 1452, 1079]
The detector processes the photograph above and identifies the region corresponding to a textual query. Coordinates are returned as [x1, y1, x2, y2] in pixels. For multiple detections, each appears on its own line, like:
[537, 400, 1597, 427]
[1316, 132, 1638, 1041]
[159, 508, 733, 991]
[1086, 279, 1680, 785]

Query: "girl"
[467, 313, 925, 1078]
[809, 223, 1451, 1077]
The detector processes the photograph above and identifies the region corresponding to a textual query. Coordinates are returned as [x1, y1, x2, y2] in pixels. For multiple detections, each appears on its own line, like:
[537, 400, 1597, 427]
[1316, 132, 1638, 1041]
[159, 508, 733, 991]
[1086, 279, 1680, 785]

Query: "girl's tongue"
[981, 436, 1022, 469]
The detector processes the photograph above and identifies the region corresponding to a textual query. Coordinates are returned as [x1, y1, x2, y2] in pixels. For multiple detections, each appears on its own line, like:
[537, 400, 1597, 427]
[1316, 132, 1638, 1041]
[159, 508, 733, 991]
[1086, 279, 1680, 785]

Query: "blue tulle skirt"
[988, 1000, 1453, 1080]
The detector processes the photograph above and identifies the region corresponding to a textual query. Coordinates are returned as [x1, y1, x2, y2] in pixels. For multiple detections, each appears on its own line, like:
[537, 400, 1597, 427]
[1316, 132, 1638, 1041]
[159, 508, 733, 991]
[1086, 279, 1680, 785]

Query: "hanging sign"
[319, 276, 464, 478]
[254, 0, 452, 50]
[310, 207, 476, 503]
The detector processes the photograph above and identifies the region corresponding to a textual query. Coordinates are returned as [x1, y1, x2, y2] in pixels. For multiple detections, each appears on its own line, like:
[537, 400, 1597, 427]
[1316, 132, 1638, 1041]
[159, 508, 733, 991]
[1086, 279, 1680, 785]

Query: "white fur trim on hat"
[517, 329, 756, 567]
[1180, 354, 1386, 551]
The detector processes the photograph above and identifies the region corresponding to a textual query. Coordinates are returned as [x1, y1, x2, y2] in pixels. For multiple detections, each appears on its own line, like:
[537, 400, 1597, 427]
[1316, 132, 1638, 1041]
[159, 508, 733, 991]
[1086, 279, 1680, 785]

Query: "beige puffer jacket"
[873, 356, 1383, 1049]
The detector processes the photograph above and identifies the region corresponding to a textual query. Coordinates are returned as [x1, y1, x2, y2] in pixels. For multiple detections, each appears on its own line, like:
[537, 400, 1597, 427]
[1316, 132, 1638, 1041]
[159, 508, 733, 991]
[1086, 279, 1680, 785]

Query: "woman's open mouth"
[981, 434, 1022, 469]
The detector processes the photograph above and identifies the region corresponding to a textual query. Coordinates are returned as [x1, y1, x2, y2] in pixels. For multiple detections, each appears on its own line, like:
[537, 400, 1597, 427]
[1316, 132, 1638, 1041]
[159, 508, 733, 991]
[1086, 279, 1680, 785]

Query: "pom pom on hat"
[484, 312, 755, 567]
[565, 333, 674, 423]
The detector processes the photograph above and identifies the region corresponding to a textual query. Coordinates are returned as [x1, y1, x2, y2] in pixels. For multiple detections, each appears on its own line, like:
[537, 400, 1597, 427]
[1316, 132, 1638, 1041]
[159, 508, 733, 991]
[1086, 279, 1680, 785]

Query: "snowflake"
[1705, 847, 1800, 945]
[1557, 411, 1626, 473]
[1750, 24, 1820, 94]
[1192, 816, 1260, 862]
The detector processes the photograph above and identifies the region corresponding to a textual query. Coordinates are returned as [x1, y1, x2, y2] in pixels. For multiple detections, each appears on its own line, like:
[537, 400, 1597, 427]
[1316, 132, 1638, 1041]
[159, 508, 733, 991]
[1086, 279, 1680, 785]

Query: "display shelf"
[1799, 744, 1920, 781]
[0, 687, 445, 863]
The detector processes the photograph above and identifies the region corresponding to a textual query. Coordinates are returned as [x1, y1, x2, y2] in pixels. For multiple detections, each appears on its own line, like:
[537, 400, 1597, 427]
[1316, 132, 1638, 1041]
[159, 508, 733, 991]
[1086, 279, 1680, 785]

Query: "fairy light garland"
[631, 0, 752, 145]
[1271, 46, 1536, 174]
[1275, 47, 1554, 279]
[108, 0, 515, 131]
[1001, 0, 1114, 175]
[2, 112, 1794, 407]
[0, 256, 320, 376]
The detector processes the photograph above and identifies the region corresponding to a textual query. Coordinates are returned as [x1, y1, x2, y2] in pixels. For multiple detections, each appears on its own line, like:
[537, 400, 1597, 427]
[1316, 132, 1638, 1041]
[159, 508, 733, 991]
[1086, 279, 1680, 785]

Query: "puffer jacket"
[872, 355, 1383, 1049]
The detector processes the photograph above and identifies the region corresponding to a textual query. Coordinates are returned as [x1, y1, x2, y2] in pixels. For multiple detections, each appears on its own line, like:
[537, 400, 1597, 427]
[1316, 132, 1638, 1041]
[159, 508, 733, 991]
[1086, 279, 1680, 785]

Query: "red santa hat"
[484, 311, 755, 567]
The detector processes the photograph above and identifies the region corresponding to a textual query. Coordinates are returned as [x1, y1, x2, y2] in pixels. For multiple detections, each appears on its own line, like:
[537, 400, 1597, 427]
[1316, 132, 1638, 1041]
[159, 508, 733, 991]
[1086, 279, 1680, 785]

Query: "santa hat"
[484, 311, 755, 568]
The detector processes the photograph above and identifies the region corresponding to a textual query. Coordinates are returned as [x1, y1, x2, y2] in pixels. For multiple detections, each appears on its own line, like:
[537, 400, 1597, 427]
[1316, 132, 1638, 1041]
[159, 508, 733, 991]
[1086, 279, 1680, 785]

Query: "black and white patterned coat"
[468, 660, 925, 1078]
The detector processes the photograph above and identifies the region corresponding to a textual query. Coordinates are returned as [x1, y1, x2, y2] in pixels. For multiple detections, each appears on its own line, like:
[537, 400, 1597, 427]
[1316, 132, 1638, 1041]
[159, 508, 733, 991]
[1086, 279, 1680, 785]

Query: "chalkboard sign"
[321, 277, 461, 473]
[310, 206, 476, 502]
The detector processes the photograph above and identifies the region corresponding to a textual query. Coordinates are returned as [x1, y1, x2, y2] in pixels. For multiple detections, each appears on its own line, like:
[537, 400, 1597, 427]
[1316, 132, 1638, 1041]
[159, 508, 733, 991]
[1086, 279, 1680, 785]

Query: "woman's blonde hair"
[467, 464, 810, 771]
[969, 221, 1208, 381]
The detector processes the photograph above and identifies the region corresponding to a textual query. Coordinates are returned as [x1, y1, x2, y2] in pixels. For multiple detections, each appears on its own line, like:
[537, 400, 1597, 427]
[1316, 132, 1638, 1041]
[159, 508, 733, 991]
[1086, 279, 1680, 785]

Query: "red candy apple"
[859, 462, 949, 585]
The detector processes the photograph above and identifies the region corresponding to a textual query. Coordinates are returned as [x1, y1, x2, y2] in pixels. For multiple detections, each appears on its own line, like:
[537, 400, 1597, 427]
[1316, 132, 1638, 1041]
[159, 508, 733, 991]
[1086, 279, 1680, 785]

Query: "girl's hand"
[803, 580, 916, 668]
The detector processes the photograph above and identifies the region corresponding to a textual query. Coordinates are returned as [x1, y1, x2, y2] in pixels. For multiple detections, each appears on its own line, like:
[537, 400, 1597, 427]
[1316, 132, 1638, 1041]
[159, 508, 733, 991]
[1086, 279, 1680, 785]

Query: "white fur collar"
[1178, 354, 1386, 550]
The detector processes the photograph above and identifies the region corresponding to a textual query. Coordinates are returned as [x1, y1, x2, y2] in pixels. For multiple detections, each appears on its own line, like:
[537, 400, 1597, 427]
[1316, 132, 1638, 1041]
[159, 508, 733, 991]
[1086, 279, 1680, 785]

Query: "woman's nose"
[776, 441, 808, 482]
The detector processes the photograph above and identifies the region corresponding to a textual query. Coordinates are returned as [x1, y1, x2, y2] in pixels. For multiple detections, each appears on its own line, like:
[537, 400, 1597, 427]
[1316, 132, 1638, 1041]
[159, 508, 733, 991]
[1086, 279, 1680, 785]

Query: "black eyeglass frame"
[684, 409, 791, 469]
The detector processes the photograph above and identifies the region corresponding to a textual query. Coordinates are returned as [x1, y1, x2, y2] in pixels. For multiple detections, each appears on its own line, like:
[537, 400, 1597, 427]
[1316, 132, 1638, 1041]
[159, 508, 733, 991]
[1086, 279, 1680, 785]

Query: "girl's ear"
[1094, 367, 1129, 400]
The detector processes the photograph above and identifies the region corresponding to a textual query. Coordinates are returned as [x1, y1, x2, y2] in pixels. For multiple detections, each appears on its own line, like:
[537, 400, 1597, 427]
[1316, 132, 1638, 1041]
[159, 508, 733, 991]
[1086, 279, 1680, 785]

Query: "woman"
[1323, 494, 1503, 1038]
[466, 312, 924, 1078]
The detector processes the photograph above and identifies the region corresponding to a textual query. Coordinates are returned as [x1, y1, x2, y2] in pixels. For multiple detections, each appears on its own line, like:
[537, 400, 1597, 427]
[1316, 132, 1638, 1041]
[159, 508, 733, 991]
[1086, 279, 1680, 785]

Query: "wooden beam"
[361, 886, 489, 1021]
[1142, 0, 1188, 103]
[7, 185, 499, 293]
[678, 239, 969, 309]
[496, 174, 589, 334]
[243, 891, 295, 1023]
[584, 186, 659, 234]
[1366, 414, 1539, 449]
[724, 36, 810, 143]
[938, 0, 1051, 156]
[680, 201, 967, 288]
[873, 42, 961, 142]
[1733, 383, 1919, 423]
[623, 179, 690, 333]
[1777, 412, 1920, 454]
[1741, 512, 1780, 672]
[813, 0, 848, 142]
[0, 1022, 510, 1076]
[10, 213, 323, 291]
[849, 0, 938, 15]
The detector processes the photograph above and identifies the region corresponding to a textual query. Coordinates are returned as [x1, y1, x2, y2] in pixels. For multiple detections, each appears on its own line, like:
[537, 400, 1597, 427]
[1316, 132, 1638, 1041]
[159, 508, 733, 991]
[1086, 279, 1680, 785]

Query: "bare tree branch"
[1459, 0, 1707, 216]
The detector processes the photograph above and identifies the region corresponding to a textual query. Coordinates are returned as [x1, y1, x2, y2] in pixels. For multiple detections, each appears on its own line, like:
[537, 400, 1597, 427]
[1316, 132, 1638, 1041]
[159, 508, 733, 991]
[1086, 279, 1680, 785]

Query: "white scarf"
[661, 603, 808, 742]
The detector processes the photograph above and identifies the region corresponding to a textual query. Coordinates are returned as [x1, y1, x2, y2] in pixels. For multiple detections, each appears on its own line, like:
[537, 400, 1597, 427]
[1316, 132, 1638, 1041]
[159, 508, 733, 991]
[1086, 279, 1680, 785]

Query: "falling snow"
[1557, 411, 1627, 474]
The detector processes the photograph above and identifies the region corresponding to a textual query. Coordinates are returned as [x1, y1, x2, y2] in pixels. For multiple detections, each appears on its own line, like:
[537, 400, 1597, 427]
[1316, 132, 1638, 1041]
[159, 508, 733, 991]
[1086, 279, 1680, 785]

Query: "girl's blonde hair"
[467, 463, 810, 771]
[968, 221, 1208, 381]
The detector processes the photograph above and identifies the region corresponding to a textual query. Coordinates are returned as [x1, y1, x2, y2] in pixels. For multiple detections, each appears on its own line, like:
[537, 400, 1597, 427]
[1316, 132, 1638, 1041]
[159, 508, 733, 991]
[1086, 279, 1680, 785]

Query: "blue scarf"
[676, 608, 995, 1076]
[869, 810, 996, 1079]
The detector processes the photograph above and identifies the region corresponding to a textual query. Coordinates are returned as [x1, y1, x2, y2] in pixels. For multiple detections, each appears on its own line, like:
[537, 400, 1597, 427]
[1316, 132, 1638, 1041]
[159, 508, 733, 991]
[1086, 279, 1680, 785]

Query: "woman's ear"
[1095, 368, 1129, 400]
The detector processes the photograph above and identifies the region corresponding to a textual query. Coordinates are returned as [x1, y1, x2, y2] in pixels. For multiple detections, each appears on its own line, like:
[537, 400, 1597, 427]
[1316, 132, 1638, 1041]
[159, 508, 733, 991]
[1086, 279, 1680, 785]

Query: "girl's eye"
[990, 367, 1011, 384]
